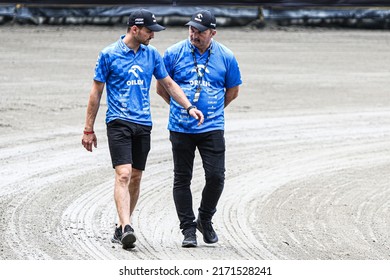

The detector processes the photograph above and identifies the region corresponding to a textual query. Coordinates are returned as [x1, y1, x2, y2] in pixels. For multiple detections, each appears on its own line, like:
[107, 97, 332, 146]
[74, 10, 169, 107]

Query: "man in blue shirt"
[157, 10, 242, 247]
[81, 9, 203, 250]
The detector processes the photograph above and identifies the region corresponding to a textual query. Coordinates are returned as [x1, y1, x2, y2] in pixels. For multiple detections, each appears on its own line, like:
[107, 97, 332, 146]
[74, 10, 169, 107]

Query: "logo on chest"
[127, 65, 144, 86]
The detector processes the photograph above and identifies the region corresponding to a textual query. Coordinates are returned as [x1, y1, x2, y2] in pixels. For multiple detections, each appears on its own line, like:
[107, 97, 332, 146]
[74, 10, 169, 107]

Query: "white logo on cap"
[195, 13, 203, 22]
[134, 17, 144, 25]
[152, 14, 157, 23]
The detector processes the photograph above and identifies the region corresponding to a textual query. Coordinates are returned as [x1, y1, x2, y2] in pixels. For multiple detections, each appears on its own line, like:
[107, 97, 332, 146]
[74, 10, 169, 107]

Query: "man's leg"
[129, 168, 143, 221]
[114, 164, 133, 227]
[170, 131, 197, 247]
[170, 132, 197, 229]
[197, 130, 225, 243]
[114, 164, 137, 249]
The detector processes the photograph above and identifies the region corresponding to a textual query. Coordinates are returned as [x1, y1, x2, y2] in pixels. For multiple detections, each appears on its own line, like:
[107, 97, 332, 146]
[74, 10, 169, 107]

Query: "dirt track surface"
[1, 25, 390, 260]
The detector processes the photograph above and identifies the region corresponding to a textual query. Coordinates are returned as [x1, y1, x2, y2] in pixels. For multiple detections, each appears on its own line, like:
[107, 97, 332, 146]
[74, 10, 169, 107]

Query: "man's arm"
[157, 76, 204, 125]
[82, 80, 104, 152]
[224, 86, 239, 108]
[156, 80, 170, 105]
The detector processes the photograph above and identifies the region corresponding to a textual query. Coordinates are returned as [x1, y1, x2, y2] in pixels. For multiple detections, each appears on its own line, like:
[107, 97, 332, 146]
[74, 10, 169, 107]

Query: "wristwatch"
[186, 105, 197, 114]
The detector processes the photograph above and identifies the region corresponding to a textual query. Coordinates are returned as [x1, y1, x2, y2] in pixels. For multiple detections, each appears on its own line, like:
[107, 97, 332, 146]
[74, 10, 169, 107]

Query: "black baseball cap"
[127, 9, 166, 32]
[185, 10, 217, 32]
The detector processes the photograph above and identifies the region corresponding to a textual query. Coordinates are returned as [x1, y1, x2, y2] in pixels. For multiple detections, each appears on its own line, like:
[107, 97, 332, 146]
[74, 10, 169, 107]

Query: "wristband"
[83, 130, 95, 135]
[186, 105, 197, 114]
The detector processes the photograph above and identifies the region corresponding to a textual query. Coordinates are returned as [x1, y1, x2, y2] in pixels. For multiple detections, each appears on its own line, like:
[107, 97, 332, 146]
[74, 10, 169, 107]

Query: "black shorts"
[106, 119, 152, 170]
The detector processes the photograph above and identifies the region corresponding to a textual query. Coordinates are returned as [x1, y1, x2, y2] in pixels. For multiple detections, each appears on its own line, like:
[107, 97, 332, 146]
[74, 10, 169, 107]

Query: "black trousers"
[169, 130, 225, 231]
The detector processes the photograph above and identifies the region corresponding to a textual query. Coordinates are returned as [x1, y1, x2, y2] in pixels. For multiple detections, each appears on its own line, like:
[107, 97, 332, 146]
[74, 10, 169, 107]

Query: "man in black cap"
[82, 8, 203, 250]
[157, 10, 242, 247]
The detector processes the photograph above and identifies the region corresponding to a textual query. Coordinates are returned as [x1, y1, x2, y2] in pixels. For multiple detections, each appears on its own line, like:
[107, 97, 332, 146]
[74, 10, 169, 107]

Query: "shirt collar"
[118, 35, 146, 54]
[119, 35, 131, 53]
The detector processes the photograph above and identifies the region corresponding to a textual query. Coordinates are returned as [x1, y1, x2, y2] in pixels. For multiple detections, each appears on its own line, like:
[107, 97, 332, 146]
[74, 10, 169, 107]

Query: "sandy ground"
[1, 24, 390, 260]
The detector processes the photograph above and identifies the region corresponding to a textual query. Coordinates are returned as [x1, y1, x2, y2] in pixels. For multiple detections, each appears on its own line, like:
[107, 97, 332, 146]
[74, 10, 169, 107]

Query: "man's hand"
[188, 107, 204, 126]
[82, 132, 97, 152]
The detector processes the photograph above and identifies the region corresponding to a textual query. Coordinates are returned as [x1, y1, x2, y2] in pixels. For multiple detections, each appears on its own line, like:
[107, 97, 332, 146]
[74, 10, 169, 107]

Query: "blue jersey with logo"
[163, 39, 242, 133]
[94, 35, 168, 126]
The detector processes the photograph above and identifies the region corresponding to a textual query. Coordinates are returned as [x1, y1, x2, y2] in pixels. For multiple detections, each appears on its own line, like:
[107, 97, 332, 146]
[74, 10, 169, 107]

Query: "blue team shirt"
[94, 35, 168, 126]
[163, 38, 242, 133]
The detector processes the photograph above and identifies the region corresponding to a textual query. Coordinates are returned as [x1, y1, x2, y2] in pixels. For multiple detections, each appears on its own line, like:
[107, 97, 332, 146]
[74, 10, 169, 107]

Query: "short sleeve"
[153, 49, 168, 80]
[225, 56, 242, 89]
[93, 52, 109, 83]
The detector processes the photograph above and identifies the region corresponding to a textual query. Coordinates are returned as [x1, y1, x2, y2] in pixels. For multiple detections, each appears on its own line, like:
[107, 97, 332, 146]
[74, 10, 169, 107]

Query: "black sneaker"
[121, 224, 136, 249]
[111, 225, 122, 244]
[182, 228, 197, 248]
[196, 217, 218, 244]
